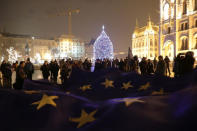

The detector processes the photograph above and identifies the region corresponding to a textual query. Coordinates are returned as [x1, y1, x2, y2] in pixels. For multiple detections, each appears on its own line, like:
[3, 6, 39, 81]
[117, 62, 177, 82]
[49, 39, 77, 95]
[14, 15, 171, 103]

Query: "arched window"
[181, 37, 189, 50]
[184, 38, 188, 50]
[183, 0, 187, 15]
[164, 3, 169, 20]
[195, 0, 197, 10]
[181, 38, 185, 50]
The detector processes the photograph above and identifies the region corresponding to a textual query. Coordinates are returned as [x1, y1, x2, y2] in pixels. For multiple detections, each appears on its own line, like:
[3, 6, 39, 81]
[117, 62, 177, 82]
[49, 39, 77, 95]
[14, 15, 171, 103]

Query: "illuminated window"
[164, 3, 169, 20]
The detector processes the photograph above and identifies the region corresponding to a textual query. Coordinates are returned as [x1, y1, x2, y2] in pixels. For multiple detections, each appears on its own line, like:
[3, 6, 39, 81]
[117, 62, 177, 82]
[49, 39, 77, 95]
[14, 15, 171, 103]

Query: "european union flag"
[0, 68, 197, 130]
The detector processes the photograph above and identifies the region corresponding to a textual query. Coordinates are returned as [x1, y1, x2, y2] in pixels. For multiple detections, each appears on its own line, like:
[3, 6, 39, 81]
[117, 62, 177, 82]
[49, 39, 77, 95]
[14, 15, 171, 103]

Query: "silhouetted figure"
[1, 61, 12, 88]
[24, 58, 34, 80]
[118, 59, 124, 71]
[153, 57, 158, 72]
[60, 63, 71, 85]
[14, 61, 26, 90]
[139, 57, 148, 75]
[49, 60, 54, 81]
[182, 52, 195, 75]
[95, 59, 103, 71]
[52, 60, 59, 83]
[173, 54, 182, 78]
[133, 56, 139, 73]
[155, 56, 166, 76]
[40, 61, 50, 80]
[147, 59, 154, 75]
[164, 56, 171, 76]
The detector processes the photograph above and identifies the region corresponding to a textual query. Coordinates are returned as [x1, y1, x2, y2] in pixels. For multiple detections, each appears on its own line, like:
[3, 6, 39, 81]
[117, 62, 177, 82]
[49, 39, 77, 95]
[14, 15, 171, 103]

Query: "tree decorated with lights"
[93, 26, 114, 60]
[7, 47, 21, 63]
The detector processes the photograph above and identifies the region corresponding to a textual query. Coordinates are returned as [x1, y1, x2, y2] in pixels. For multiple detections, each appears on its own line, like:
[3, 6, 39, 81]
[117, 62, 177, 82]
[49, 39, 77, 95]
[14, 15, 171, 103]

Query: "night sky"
[0, 0, 159, 53]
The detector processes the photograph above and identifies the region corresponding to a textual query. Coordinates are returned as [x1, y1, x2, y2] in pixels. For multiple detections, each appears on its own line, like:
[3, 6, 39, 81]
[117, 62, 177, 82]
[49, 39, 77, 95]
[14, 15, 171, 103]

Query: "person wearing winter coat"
[155, 56, 166, 76]
[40, 61, 50, 80]
[139, 57, 148, 76]
[1, 61, 12, 88]
[147, 59, 154, 75]
[24, 58, 34, 80]
[15, 61, 26, 90]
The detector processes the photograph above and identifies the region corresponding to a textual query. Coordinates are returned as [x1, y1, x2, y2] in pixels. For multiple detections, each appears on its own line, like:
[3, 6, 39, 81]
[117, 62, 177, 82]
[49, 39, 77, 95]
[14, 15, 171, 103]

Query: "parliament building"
[132, 0, 197, 60]
[132, 17, 159, 60]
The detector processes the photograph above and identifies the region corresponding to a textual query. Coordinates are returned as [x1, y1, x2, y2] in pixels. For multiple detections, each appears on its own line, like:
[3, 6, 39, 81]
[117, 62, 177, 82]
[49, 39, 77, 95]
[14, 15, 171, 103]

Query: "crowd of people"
[0, 58, 34, 89]
[94, 51, 195, 77]
[0, 51, 196, 89]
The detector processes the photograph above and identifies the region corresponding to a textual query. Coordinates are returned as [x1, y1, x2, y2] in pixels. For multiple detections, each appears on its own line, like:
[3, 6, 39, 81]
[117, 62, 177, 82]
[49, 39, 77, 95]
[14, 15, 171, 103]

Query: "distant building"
[58, 35, 85, 60]
[160, 0, 197, 60]
[0, 32, 85, 62]
[132, 17, 159, 59]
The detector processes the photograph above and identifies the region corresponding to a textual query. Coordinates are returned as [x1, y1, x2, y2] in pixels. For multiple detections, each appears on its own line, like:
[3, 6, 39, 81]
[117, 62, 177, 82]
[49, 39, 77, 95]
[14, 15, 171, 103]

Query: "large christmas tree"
[93, 26, 114, 60]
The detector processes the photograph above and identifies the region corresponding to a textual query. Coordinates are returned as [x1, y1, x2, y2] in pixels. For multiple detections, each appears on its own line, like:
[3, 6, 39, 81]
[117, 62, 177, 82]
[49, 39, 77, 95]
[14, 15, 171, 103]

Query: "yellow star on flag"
[24, 90, 40, 94]
[151, 88, 164, 95]
[102, 79, 114, 88]
[32, 94, 59, 110]
[69, 109, 97, 128]
[139, 82, 150, 91]
[115, 98, 145, 107]
[121, 81, 133, 90]
[80, 85, 92, 91]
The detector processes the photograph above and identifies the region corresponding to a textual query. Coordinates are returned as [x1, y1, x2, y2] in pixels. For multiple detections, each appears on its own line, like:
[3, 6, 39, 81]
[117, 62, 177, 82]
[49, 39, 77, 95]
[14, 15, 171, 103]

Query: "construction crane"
[49, 8, 80, 36]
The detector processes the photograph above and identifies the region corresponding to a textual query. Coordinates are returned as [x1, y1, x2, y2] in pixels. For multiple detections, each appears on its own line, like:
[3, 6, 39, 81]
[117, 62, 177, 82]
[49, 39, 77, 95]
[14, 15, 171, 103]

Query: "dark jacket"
[40, 64, 50, 79]
[15, 66, 26, 90]
[155, 60, 166, 75]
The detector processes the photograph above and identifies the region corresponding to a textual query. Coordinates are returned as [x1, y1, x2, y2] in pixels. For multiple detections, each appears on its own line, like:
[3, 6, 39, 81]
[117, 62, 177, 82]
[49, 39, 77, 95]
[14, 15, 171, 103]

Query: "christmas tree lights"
[93, 26, 114, 60]
[7, 47, 21, 63]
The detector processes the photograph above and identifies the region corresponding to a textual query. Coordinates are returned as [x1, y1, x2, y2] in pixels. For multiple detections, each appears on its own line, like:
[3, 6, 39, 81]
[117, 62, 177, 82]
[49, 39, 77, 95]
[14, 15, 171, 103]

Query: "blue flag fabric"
[0, 68, 197, 130]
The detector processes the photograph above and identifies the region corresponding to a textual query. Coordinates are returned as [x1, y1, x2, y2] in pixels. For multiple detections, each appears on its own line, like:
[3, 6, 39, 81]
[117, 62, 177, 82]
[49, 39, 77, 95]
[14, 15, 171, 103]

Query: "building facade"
[0, 32, 85, 63]
[0, 33, 57, 62]
[58, 35, 85, 60]
[132, 18, 159, 59]
[160, 0, 197, 60]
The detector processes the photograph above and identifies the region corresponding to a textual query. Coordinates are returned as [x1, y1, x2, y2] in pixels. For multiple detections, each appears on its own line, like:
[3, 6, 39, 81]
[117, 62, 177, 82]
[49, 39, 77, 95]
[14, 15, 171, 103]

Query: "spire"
[148, 15, 151, 22]
[135, 19, 139, 29]
[147, 15, 152, 27]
